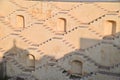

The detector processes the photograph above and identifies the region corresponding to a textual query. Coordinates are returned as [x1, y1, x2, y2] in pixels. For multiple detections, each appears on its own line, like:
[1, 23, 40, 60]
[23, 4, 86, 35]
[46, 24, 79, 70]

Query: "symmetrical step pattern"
[0, 1, 120, 80]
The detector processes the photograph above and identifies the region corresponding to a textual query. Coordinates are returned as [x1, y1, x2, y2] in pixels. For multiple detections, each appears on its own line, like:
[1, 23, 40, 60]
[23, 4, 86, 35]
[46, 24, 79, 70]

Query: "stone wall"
[0, 0, 120, 80]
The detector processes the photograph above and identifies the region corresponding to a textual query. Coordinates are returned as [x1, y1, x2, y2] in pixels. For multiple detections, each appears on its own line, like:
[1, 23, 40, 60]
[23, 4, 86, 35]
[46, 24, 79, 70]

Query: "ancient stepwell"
[0, 0, 120, 80]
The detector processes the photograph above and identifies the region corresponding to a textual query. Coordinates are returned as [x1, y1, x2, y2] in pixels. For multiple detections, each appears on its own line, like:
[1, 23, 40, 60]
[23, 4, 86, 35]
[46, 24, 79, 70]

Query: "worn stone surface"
[0, 0, 120, 80]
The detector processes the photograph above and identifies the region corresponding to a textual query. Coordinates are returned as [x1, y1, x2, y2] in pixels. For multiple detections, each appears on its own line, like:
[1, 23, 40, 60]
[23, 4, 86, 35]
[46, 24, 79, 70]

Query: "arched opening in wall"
[27, 54, 35, 71]
[104, 20, 116, 35]
[16, 15, 25, 28]
[71, 60, 82, 75]
[57, 18, 66, 33]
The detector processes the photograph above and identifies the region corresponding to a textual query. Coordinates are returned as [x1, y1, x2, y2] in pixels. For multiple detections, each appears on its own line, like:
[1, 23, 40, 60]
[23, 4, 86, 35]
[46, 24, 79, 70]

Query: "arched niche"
[57, 18, 66, 33]
[71, 60, 83, 75]
[104, 20, 116, 35]
[16, 15, 25, 28]
[27, 54, 35, 71]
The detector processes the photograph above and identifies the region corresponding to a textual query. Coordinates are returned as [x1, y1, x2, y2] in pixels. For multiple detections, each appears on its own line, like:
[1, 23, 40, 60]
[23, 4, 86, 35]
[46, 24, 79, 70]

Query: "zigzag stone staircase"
[0, 1, 120, 80]
[8, 73, 39, 80]
[2, 54, 38, 80]
[0, 17, 15, 30]
[58, 36, 120, 71]
[4, 54, 34, 72]
[74, 71, 120, 80]
[87, 27, 103, 38]
[9, 0, 27, 9]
